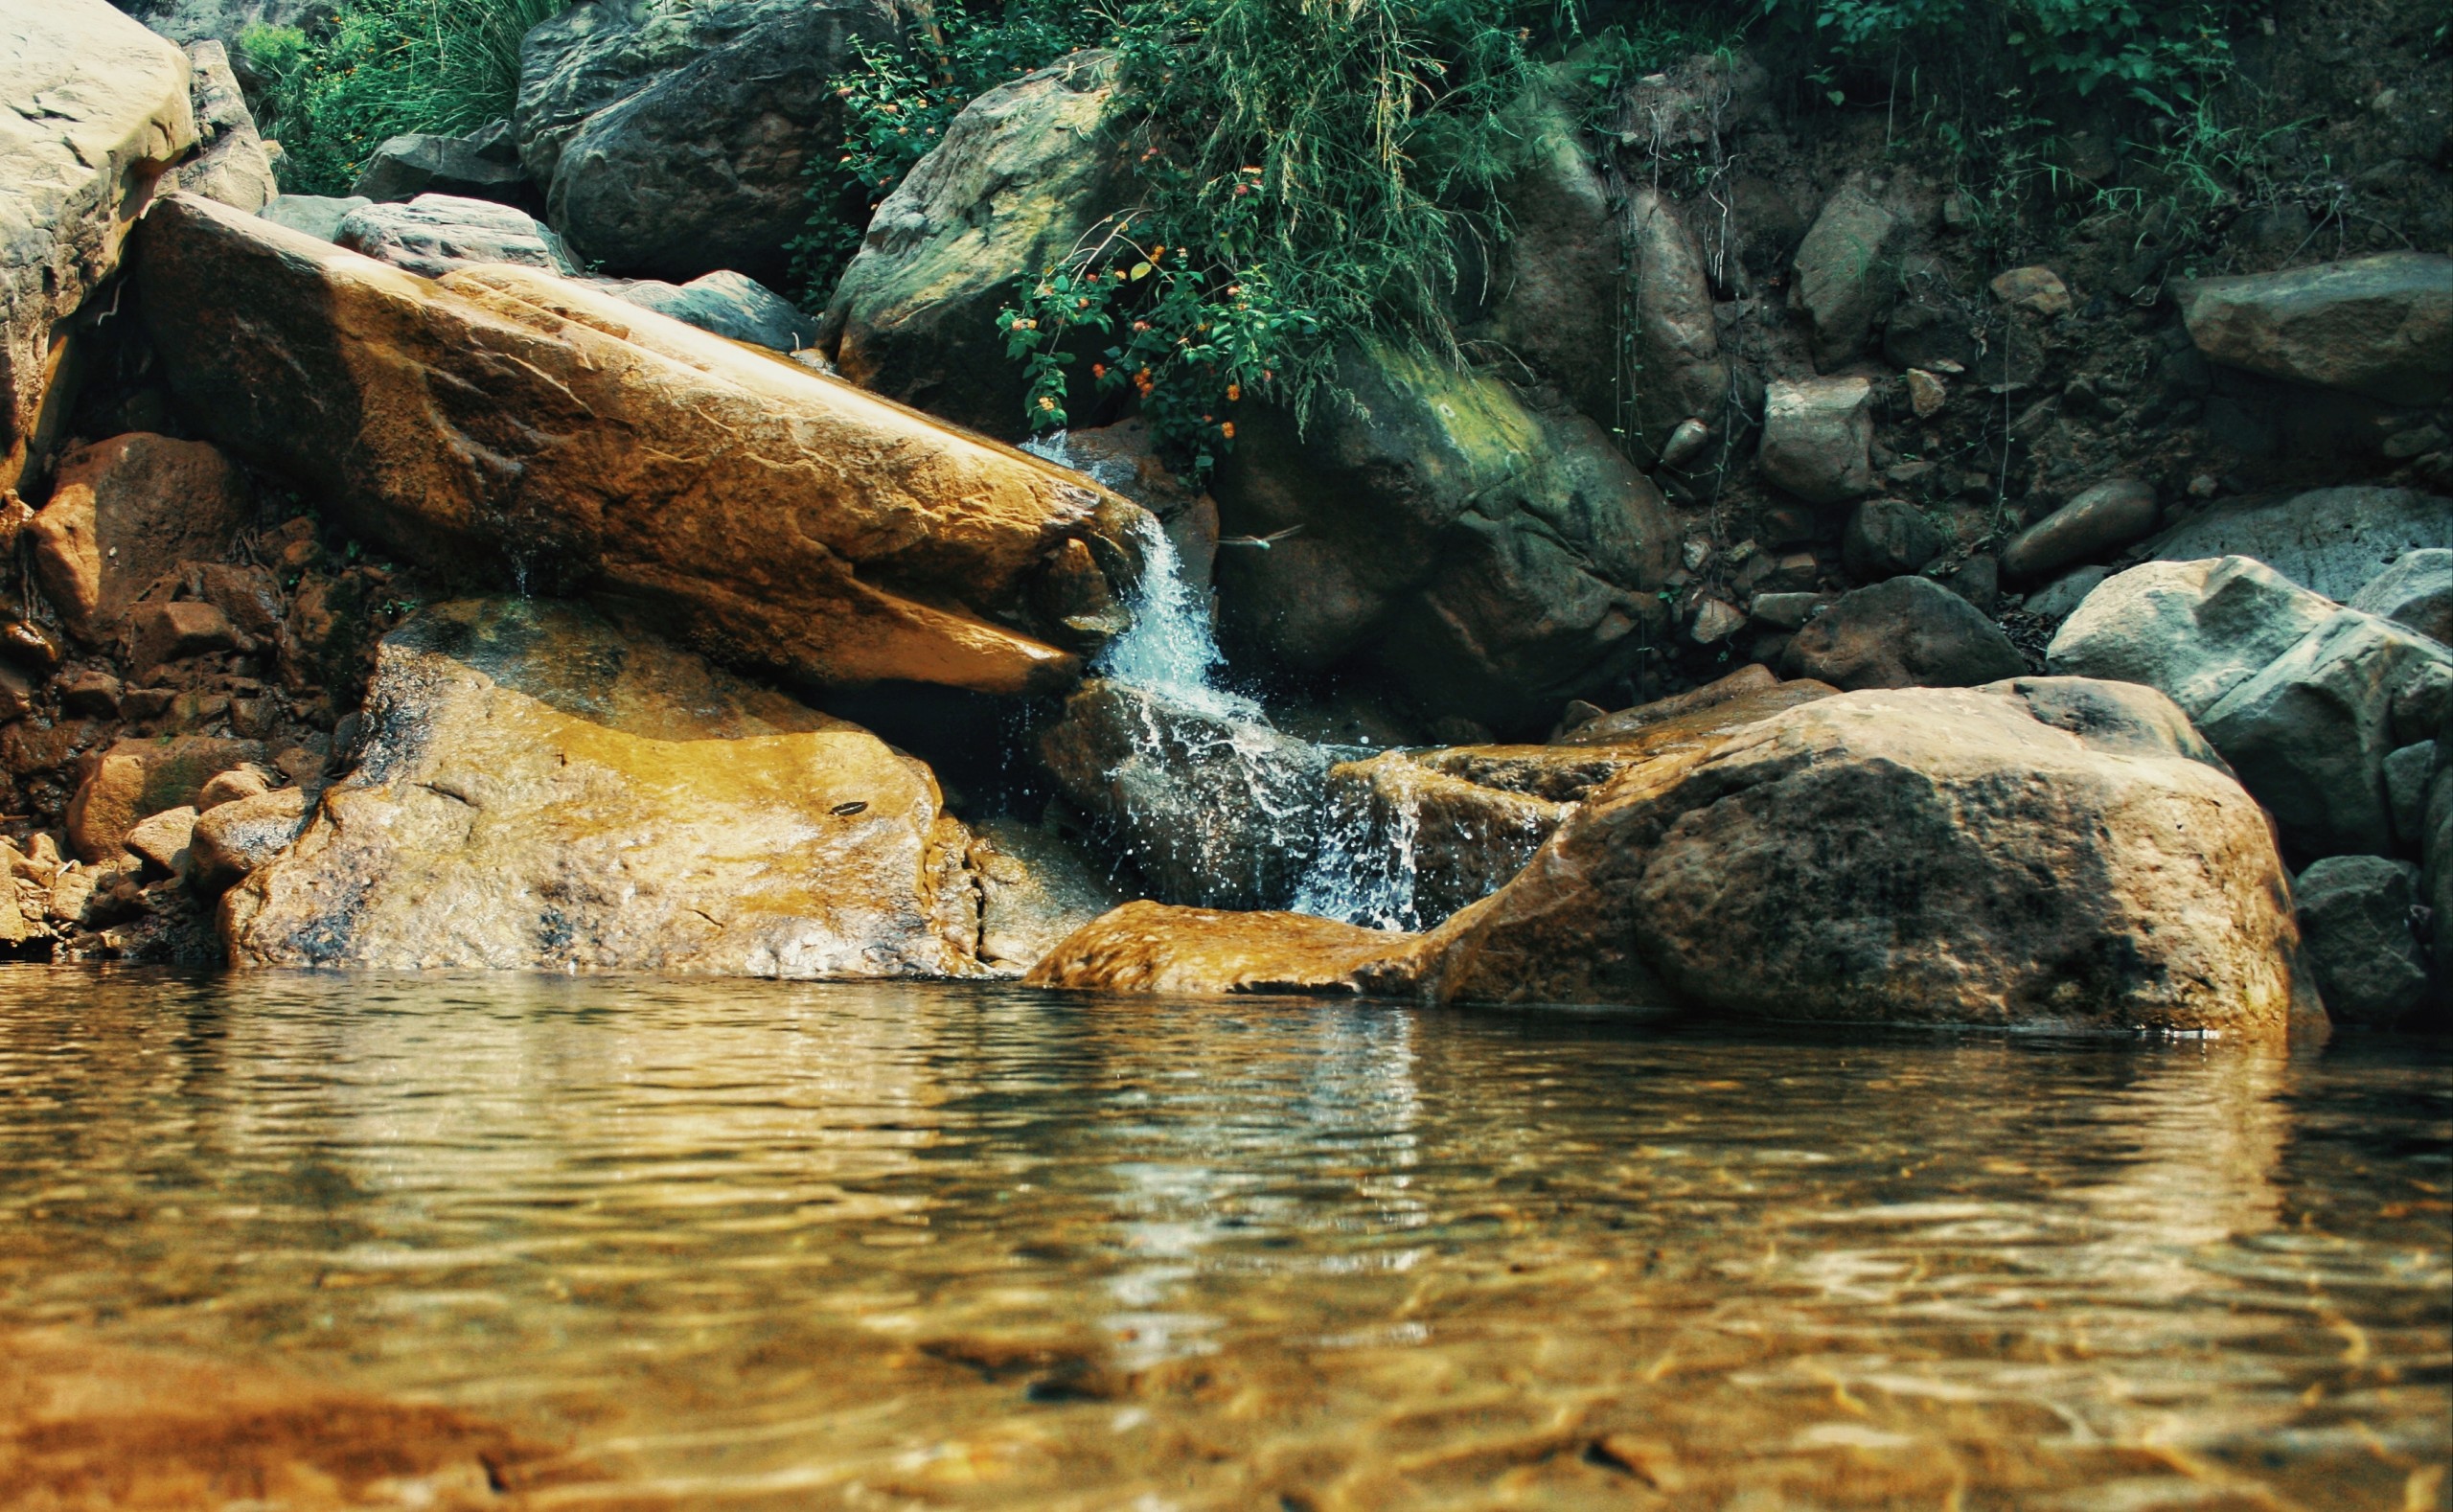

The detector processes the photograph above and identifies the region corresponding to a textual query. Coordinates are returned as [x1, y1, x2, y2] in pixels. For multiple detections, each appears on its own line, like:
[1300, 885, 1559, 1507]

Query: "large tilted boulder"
[2147, 486, 2452, 602]
[1214, 341, 1675, 732]
[137, 194, 1148, 697]
[1037, 679, 1331, 911]
[824, 52, 1133, 438]
[516, 0, 903, 283]
[224, 599, 996, 977]
[1, 0, 197, 493]
[1408, 679, 2304, 1033]
[2050, 556, 2453, 860]
[2177, 253, 2453, 406]
[1477, 107, 1731, 470]
[1036, 679, 2307, 1033]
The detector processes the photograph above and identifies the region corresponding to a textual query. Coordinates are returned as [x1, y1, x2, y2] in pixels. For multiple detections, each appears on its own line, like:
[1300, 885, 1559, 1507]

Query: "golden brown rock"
[968, 817, 1125, 974]
[136, 194, 1150, 696]
[1024, 900, 1415, 997]
[223, 599, 995, 977]
[1414, 682, 2307, 1034]
[25, 432, 253, 641]
[64, 734, 268, 862]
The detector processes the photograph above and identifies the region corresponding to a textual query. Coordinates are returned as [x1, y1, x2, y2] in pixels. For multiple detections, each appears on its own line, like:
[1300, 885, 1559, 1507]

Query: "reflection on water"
[0, 967, 2445, 1509]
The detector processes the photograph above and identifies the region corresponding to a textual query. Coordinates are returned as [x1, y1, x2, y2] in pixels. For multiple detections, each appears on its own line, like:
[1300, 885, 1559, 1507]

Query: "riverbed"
[1, 968, 2445, 1508]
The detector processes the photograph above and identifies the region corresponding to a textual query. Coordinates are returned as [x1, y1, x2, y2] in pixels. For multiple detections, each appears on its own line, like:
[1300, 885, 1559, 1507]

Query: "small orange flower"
[1038, 396, 1057, 411]
[1220, 422, 1235, 440]
[1226, 383, 1241, 401]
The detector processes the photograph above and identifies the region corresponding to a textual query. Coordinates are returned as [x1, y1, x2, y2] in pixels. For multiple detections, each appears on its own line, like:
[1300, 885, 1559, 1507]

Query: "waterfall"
[1290, 776, 1424, 931]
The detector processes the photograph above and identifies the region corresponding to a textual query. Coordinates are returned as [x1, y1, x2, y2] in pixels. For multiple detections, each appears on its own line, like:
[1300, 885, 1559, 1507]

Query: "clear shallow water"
[0, 968, 2445, 1510]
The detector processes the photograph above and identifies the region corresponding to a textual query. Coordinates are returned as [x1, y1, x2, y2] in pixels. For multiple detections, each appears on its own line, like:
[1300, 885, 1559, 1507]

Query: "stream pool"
[0, 967, 2445, 1509]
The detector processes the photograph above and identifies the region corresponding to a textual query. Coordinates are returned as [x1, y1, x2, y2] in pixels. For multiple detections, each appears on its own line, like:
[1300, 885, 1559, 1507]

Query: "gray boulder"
[333, 195, 577, 279]
[351, 125, 529, 204]
[1759, 376, 1874, 504]
[2, 0, 195, 495]
[2199, 608, 2453, 861]
[2386, 740, 2435, 848]
[259, 194, 370, 242]
[1781, 575, 2025, 690]
[2148, 486, 2453, 602]
[2047, 557, 2342, 718]
[1479, 108, 1730, 470]
[2177, 252, 2453, 406]
[2350, 548, 2453, 646]
[519, 0, 902, 283]
[825, 52, 1131, 437]
[2294, 855, 2435, 1027]
[1037, 679, 1331, 911]
[2001, 478, 2158, 584]
[165, 40, 276, 214]
[598, 269, 817, 354]
[1792, 187, 1903, 368]
[116, 0, 324, 55]
[2025, 564, 2110, 621]
[1212, 340, 1674, 732]
[1842, 497, 1945, 582]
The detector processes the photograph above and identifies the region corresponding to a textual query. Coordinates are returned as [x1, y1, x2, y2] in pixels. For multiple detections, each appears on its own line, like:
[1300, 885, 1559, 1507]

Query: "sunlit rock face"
[135, 194, 1150, 698]
[1412, 679, 2307, 1034]
[223, 599, 993, 978]
[1023, 900, 1409, 997]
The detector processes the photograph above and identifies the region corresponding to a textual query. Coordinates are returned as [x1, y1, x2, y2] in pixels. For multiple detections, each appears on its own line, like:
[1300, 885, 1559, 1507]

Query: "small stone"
[2383, 424, 2447, 460]
[118, 688, 175, 722]
[1749, 591, 1830, 630]
[1659, 418, 1712, 468]
[1944, 553, 2002, 615]
[1552, 699, 1609, 739]
[1990, 265, 2072, 318]
[1682, 538, 1713, 572]
[1759, 377, 1875, 505]
[1690, 598, 1747, 645]
[2000, 478, 2159, 584]
[2189, 473, 2221, 499]
[57, 669, 122, 719]
[126, 601, 240, 677]
[188, 785, 310, 893]
[196, 766, 276, 812]
[124, 806, 199, 877]
[1906, 367, 1947, 418]
[0, 664, 32, 722]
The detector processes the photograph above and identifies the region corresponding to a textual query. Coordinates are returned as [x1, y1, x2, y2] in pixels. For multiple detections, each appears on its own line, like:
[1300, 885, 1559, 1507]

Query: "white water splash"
[1291, 775, 1424, 931]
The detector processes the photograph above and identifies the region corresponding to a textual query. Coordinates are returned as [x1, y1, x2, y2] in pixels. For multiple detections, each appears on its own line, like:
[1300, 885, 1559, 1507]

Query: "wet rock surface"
[1025, 899, 1409, 997]
[226, 599, 996, 978]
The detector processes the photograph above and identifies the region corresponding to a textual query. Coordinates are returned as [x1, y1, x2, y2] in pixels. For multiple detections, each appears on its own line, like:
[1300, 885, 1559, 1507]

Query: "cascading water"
[1025, 431, 1412, 922]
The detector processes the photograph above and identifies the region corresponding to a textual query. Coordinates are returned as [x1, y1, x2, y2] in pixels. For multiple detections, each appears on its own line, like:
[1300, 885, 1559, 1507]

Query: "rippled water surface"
[1, 968, 2446, 1509]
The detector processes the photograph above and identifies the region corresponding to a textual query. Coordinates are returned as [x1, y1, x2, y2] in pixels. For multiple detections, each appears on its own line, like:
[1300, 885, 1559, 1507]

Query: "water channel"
[1, 968, 2444, 1508]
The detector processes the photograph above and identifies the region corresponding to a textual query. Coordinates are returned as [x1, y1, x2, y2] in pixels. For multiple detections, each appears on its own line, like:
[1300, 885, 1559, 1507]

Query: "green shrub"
[241, 0, 567, 195]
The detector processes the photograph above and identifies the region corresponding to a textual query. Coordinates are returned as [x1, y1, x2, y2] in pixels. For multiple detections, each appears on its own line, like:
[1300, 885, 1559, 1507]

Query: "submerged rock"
[139, 194, 1146, 697]
[1408, 680, 2304, 1033]
[2, 0, 197, 493]
[1024, 900, 1407, 997]
[224, 599, 994, 978]
[1038, 679, 1330, 912]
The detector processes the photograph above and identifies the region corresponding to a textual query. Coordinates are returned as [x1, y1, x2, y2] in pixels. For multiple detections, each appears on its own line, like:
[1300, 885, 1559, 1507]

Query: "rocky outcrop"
[2147, 486, 2452, 602]
[138, 193, 1148, 697]
[333, 195, 578, 279]
[2350, 549, 2453, 646]
[2001, 479, 2158, 584]
[2047, 556, 2339, 717]
[1780, 575, 2025, 690]
[165, 40, 276, 214]
[2, 0, 197, 493]
[1479, 108, 1730, 470]
[1214, 340, 1674, 732]
[2177, 253, 2453, 406]
[1037, 680, 1330, 911]
[1758, 377, 1874, 504]
[2050, 556, 2453, 861]
[824, 52, 1132, 437]
[26, 432, 254, 642]
[1409, 680, 2304, 1034]
[65, 733, 266, 861]
[224, 599, 996, 977]
[1024, 899, 1407, 997]
[517, 0, 903, 284]
[2292, 855, 2435, 1027]
[595, 270, 818, 355]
